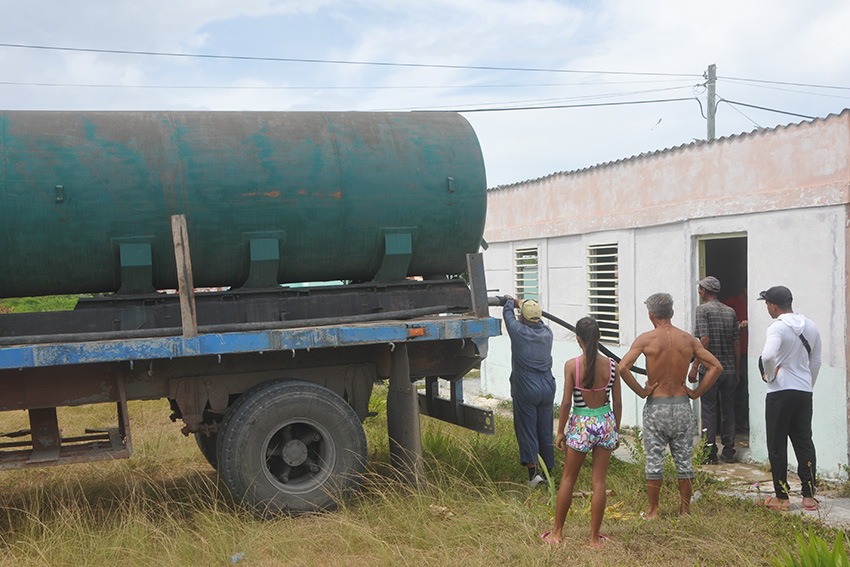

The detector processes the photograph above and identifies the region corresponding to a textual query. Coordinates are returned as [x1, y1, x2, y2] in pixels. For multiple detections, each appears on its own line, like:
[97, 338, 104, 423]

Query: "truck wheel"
[216, 380, 367, 514]
[194, 431, 218, 469]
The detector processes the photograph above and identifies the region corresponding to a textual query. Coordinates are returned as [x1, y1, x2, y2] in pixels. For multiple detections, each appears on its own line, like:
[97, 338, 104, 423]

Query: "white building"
[481, 109, 850, 475]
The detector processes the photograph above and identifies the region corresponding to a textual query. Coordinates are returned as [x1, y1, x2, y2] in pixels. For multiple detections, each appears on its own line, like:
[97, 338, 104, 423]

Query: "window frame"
[587, 242, 620, 344]
[514, 246, 539, 301]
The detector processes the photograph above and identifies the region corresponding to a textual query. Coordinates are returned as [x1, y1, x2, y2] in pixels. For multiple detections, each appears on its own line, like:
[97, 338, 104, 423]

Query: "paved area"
[457, 377, 850, 528]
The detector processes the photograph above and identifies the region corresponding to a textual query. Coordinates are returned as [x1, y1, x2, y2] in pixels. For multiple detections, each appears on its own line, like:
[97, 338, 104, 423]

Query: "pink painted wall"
[485, 110, 850, 243]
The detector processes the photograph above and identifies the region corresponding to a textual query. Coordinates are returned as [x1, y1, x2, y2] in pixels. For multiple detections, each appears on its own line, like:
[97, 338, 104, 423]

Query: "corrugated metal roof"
[487, 108, 850, 192]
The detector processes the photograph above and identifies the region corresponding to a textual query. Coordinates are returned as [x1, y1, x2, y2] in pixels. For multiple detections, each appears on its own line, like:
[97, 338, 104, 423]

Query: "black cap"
[758, 286, 793, 306]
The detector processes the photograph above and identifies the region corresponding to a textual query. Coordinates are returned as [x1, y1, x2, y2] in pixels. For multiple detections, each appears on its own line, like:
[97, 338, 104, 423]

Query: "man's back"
[639, 323, 703, 397]
[695, 300, 739, 372]
[503, 303, 553, 375]
[762, 312, 822, 391]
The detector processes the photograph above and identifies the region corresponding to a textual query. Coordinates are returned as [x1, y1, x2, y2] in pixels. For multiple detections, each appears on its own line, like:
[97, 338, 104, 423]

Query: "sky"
[2, 0, 849, 187]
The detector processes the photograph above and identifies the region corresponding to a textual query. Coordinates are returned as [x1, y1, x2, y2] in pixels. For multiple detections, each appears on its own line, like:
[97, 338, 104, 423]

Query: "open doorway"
[698, 234, 749, 440]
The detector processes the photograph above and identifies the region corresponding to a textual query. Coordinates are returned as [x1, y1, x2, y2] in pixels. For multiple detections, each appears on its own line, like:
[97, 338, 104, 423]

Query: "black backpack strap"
[799, 334, 812, 356]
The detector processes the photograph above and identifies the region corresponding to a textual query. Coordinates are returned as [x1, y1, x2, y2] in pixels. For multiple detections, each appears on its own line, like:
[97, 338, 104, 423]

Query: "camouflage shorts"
[642, 396, 695, 480]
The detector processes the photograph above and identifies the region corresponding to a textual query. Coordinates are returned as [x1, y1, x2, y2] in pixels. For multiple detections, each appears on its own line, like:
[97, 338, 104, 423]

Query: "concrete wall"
[480, 111, 850, 475]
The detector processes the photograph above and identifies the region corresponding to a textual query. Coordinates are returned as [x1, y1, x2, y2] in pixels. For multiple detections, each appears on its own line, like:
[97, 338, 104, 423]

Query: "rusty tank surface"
[0, 111, 487, 298]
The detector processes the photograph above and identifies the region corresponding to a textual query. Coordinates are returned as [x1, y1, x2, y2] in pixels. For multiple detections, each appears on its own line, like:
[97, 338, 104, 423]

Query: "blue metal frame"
[0, 316, 500, 370]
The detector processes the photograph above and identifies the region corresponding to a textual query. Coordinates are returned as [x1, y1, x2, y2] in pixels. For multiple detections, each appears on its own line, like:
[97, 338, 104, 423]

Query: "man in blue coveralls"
[503, 295, 556, 487]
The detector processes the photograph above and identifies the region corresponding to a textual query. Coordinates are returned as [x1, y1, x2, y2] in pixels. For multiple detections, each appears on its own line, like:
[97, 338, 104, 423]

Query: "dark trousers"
[766, 390, 816, 499]
[512, 395, 555, 471]
[700, 372, 736, 458]
[735, 354, 749, 431]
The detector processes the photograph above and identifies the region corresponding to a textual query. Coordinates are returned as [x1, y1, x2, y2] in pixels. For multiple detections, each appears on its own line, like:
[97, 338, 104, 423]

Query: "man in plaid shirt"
[688, 276, 741, 464]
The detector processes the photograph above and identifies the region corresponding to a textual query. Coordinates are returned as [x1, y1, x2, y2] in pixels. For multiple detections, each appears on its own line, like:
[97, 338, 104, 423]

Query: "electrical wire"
[0, 42, 703, 78]
[720, 97, 762, 129]
[440, 97, 697, 113]
[422, 84, 698, 112]
[2, 42, 842, 120]
[721, 77, 850, 100]
[717, 98, 815, 120]
[718, 75, 850, 92]
[0, 78, 698, 92]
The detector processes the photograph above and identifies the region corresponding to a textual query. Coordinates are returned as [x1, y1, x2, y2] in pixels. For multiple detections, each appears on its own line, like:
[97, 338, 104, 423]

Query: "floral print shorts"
[565, 405, 618, 452]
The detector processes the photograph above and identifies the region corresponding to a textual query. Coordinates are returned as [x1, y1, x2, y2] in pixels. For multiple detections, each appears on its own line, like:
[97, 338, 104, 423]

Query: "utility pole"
[706, 63, 716, 140]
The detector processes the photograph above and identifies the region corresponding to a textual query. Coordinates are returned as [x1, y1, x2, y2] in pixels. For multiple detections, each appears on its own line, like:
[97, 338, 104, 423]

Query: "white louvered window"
[588, 243, 619, 344]
[514, 246, 539, 301]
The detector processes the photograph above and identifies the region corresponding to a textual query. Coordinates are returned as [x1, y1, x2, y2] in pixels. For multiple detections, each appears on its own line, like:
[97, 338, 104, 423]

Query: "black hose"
[541, 310, 646, 375]
[489, 295, 647, 375]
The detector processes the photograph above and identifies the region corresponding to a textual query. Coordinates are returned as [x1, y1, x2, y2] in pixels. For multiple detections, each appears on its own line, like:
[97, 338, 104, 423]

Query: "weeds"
[0, 393, 840, 567]
[772, 528, 850, 567]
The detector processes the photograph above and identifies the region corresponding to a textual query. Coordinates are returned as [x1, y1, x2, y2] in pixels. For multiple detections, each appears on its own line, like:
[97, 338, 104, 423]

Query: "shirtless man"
[619, 293, 722, 517]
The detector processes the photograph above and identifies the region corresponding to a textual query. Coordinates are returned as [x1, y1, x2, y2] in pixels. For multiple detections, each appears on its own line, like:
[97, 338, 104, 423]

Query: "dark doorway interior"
[703, 238, 747, 302]
[701, 235, 749, 435]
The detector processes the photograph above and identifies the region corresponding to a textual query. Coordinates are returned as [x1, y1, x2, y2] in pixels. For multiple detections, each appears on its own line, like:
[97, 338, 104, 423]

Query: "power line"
[0, 78, 698, 91]
[721, 78, 850, 100]
[717, 98, 815, 120]
[408, 85, 697, 112]
[0, 42, 702, 78]
[440, 97, 697, 113]
[722, 99, 762, 129]
[719, 75, 850, 92]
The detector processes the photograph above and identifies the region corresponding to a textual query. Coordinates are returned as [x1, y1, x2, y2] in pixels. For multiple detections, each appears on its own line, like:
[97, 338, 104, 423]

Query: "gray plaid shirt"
[694, 299, 740, 376]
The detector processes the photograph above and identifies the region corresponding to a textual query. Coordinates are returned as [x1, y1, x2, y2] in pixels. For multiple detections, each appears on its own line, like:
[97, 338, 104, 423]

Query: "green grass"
[0, 295, 79, 313]
[0, 389, 838, 566]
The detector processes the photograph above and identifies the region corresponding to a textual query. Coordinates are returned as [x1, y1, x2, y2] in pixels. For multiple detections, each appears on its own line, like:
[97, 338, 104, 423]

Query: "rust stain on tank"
[240, 191, 281, 198]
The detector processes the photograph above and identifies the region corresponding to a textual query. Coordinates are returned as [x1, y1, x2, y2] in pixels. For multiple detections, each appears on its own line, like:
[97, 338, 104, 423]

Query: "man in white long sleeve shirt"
[758, 285, 822, 511]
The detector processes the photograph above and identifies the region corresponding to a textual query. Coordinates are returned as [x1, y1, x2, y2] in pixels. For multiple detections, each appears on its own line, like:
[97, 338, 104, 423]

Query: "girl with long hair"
[541, 316, 622, 547]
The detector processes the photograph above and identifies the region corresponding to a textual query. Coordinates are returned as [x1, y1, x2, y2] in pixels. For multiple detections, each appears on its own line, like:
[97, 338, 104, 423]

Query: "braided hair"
[575, 317, 601, 389]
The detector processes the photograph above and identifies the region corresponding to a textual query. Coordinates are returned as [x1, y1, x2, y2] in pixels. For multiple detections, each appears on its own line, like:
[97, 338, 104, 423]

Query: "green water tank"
[0, 111, 487, 298]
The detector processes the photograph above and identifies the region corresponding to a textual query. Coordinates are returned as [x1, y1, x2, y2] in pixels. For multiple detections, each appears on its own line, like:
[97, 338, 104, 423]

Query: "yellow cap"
[519, 299, 542, 323]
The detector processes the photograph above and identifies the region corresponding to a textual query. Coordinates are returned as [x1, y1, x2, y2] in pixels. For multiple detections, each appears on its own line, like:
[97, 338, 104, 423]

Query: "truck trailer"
[0, 110, 500, 514]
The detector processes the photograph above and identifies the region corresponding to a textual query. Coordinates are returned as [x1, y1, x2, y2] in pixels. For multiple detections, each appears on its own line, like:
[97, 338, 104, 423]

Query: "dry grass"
[0, 392, 837, 567]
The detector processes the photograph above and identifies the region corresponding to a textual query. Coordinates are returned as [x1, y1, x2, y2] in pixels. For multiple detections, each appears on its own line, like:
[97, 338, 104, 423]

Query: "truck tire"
[216, 380, 368, 514]
[194, 431, 218, 469]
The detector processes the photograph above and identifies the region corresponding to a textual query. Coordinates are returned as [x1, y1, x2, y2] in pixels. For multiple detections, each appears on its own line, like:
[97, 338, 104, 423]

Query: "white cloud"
[0, 0, 848, 184]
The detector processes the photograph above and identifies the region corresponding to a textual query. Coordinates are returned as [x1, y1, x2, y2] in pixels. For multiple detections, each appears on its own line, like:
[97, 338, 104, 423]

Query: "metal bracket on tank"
[117, 242, 155, 295]
[243, 238, 281, 288]
[374, 230, 414, 281]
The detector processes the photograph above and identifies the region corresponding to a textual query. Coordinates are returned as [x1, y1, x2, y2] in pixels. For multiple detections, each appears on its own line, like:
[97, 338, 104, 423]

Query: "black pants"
[700, 372, 736, 458]
[765, 390, 816, 499]
[735, 354, 748, 431]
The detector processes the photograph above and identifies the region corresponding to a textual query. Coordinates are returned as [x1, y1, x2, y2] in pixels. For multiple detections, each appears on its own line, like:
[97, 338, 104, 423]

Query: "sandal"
[590, 534, 610, 549]
[540, 531, 560, 544]
[758, 497, 790, 511]
[803, 497, 819, 511]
